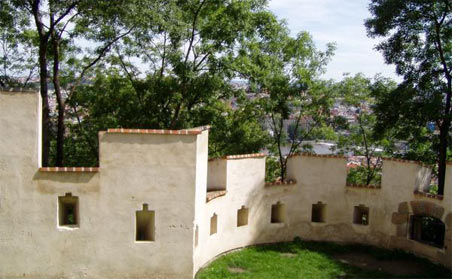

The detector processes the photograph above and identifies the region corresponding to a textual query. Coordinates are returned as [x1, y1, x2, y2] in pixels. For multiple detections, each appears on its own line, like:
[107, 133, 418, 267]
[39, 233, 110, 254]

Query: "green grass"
[196, 238, 451, 279]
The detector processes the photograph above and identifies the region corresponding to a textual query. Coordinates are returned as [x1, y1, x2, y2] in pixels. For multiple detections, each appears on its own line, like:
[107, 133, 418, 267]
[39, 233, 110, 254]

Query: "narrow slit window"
[195, 225, 199, 247]
[58, 193, 79, 227]
[210, 213, 217, 235]
[353, 205, 369, 225]
[311, 202, 326, 223]
[136, 204, 155, 241]
[271, 201, 285, 223]
[237, 206, 249, 227]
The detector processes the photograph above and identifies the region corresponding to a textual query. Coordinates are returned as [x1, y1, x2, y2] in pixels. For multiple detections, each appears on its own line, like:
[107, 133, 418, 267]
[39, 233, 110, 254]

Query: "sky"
[268, 0, 400, 82]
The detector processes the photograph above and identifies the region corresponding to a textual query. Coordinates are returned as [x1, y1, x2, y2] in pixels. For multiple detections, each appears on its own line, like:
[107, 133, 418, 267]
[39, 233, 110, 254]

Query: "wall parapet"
[208, 153, 266, 161]
[265, 179, 296, 187]
[0, 88, 37, 93]
[39, 167, 99, 173]
[414, 190, 444, 201]
[289, 152, 346, 159]
[382, 157, 432, 168]
[107, 128, 203, 135]
[346, 183, 381, 189]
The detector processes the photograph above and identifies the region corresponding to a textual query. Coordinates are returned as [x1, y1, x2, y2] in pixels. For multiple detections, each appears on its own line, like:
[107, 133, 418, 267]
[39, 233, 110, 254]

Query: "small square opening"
[237, 206, 249, 227]
[210, 213, 217, 235]
[353, 205, 369, 225]
[311, 202, 326, 223]
[271, 201, 285, 223]
[136, 204, 155, 241]
[58, 193, 79, 227]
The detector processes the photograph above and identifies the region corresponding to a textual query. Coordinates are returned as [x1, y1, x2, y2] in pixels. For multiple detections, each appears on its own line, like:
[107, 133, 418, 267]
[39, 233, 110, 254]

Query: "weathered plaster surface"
[0, 90, 451, 279]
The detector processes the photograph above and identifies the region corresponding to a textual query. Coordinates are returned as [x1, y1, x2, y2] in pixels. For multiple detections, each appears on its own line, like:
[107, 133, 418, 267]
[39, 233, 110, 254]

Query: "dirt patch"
[333, 252, 426, 276]
[280, 252, 297, 258]
[228, 267, 246, 273]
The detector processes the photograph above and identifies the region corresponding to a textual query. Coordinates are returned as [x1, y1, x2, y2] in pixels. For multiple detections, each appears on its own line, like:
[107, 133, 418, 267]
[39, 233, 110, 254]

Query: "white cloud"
[268, 0, 400, 81]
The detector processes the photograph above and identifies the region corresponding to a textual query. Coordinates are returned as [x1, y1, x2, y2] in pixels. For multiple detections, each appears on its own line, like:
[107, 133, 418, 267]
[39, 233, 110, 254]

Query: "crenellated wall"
[194, 155, 452, 273]
[0, 89, 451, 279]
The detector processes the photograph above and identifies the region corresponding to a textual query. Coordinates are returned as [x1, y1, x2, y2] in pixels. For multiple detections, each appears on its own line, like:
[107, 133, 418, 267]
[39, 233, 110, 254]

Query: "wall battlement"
[0, 90, 451, 278]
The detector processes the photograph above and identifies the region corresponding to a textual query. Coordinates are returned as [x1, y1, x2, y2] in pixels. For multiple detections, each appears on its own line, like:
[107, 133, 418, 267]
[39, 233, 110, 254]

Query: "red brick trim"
[107, 128, 201, 135]
[346, 183, 381, 189]
[206, 190, 227, 202]
[290, 152, 346, 159]
[1, 88, 37, 93]
[382, 157, 432, 168]
[265, 179, 296, 187]
[39, 167, 99, 173]
[414, 190, 443, 201]
[209, 153, 266, 161]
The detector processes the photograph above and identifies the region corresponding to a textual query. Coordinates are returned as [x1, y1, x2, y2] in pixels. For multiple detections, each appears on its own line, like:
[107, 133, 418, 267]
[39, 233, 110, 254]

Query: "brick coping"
[289, 153, 449, 168]
[209, 153, 266, 161]
[346, 183, 381, 189]
[39, 167, 99, 173]
[289, 152, 346, 159]
[413, 190, 443, 201]
[206, 190, 227, 203]
[265, 179, 296, 187]
[107, 127, 207, 135]
[382, 157, 433, 168]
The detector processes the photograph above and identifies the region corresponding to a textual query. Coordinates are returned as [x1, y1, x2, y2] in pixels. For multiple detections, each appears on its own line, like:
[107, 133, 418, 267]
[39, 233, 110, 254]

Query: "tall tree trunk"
[434, 18, 451, 196]
[437, 123, 448, 196]
[52, 33, 64, 167]
[437, 78, 451, 196]
[38, 38, 50, 167]
[32, 0, 50, 166]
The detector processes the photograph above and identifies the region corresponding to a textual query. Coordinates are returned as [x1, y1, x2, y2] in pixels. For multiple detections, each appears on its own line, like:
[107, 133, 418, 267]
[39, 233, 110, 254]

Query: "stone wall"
[0, 90, 451, 279]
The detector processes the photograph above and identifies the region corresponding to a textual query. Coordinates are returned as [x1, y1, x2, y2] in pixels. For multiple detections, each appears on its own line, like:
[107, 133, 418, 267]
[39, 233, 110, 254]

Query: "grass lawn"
[196, 239, 452, 278]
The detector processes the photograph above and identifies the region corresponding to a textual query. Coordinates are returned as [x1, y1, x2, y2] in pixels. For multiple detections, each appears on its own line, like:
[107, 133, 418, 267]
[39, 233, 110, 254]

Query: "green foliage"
[265, 156, 279, 183]
[365, 0, 452, 193]
[334, 74, 396, 185]
[232, 19, 336, 180]
[347, 166, 382, 186]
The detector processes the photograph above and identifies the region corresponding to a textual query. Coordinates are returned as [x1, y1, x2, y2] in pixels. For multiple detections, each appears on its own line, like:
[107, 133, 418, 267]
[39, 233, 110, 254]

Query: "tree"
[2, 0, 149, 166]
[0, 3, 37, 88]
[366, 0, 452, 195]
[233, 13, 335, 181]
[60, 0, 278, 165]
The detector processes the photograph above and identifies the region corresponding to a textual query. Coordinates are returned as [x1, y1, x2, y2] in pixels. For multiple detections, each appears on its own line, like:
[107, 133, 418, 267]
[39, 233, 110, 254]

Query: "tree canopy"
[366, 0, 452, 194]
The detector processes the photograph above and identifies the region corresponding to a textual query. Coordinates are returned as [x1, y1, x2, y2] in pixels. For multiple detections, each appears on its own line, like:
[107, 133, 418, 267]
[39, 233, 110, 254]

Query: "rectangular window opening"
[353, 205, 369, 225]
[271, 202, 285, 223]
[410, 215, 445, 248]
[136, 204, 155, 241]
[237, 206, 249, 227]
[311, 202, 326, 223]
[210, 213, 217, 235]
[58, 193, 79, 227]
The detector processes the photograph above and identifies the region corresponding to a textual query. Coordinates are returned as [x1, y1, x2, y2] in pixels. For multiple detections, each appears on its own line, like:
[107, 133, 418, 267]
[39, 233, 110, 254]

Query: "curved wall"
[194, 155, 452, 274]
[1, 90, 450, 279]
